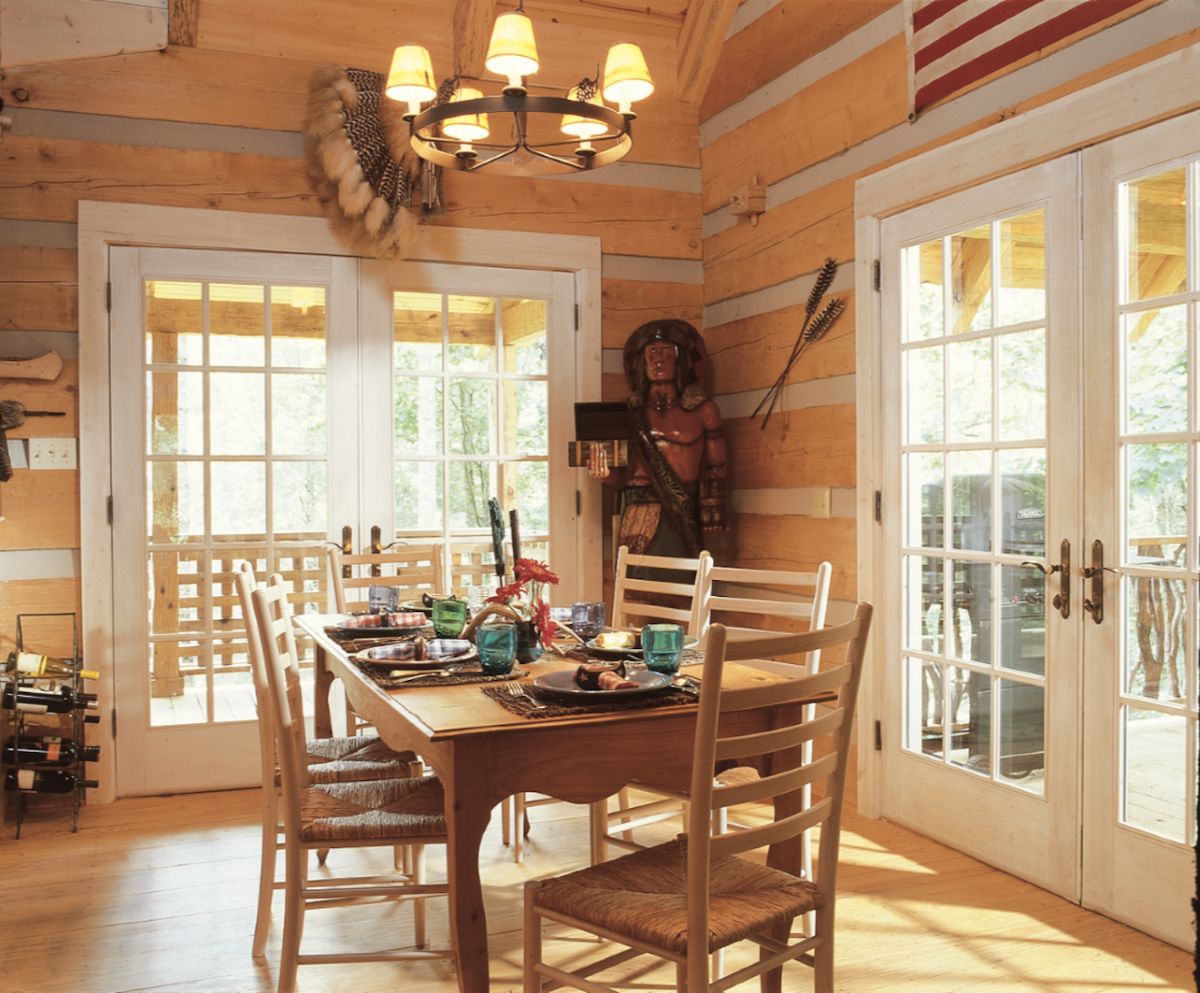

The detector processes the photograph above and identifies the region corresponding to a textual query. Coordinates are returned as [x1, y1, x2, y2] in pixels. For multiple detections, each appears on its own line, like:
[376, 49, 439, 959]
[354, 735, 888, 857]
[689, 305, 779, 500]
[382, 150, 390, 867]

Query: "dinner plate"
[584, 634, 700, 657]
[326, 621, 435, 638]
[353, 643, 477, 670]
[530, 668, 673, 701]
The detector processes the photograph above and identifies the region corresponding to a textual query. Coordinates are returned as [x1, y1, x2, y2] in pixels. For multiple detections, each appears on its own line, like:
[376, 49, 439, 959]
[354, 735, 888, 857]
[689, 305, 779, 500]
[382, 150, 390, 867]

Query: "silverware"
[388, 665, 469, 684]
[507, 681, 546, 710]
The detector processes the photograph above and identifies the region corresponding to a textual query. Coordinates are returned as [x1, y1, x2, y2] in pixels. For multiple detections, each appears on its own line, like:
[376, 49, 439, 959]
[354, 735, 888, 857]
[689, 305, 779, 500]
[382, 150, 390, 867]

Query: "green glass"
[643, 623, 684, 675]
[432, 597, 467, 637]
[476, 624, 517, 675]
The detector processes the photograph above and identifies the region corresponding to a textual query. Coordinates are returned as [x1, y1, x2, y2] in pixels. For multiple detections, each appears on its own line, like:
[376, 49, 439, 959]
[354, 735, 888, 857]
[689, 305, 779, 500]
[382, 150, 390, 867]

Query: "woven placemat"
[481, 682, 696, 719]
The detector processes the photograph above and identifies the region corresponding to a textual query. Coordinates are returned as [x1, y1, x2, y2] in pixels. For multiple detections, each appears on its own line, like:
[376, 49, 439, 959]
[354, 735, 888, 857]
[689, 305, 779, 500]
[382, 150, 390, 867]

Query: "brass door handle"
[1081, 539, 1116, 624]
[1023, 538, 1070, 619]
[341, 525, 353, 579]
[370, 525, 383, 576]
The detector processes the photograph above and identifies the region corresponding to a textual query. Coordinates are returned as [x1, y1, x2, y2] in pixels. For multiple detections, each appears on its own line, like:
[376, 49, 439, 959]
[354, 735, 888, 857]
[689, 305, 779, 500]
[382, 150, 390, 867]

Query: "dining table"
[297, 613, 825, 993]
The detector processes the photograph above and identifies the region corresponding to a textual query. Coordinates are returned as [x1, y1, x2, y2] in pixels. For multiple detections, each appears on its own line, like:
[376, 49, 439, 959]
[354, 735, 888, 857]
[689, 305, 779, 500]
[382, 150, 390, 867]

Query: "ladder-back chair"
[525, 605, 873, 993]
[234, 563, 424, 958]
[251, 577, 454, 993]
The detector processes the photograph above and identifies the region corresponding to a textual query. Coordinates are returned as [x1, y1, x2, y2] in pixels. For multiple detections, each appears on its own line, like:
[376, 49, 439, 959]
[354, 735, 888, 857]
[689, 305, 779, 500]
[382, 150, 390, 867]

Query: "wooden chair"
[591, 547, 714, 857]
[234, 563, 425, 959]
[596, 563, 834, 867]
[610, 545, 714, 635]
[325, 542, 446, 613]
[326, 542, 444, 734]
[251, 576, 454, 993]
[524, 605, 873, 993]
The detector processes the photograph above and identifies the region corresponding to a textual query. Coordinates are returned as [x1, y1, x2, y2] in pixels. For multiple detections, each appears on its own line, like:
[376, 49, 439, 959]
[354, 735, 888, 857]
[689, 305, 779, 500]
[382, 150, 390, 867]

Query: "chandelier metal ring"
[409, 93, 633, 176]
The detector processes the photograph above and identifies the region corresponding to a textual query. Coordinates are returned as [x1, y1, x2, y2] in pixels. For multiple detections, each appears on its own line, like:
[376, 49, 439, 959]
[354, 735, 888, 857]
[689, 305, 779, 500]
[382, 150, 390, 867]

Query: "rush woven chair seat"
[525, 606, 873, 993]
[299, 776, 446, 842]
[301, 735, 420, 784]
[252, 576, 454, 993]
[534, 840, 823, 955]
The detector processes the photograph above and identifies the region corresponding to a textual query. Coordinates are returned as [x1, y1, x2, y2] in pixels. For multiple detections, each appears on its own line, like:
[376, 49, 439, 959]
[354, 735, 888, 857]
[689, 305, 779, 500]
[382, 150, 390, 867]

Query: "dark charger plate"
[530, 669, 673, 701]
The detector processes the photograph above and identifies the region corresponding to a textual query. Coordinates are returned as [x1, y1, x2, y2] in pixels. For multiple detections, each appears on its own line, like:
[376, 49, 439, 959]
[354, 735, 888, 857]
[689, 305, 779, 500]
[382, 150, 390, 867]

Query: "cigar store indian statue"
[588, 320, 729, 561]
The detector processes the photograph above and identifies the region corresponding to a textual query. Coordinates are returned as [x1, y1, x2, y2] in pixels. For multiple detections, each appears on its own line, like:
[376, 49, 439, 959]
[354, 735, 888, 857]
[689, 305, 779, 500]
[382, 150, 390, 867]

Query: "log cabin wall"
[698, 0, 1200, 625]
[0, 0, 703, 646]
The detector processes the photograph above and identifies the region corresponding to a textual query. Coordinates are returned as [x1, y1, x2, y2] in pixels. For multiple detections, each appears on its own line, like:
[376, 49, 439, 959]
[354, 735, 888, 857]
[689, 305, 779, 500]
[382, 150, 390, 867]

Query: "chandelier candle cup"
[642, 623, 684, 675]
[432, 597, 468, 638]
[476, 624, 518, 676]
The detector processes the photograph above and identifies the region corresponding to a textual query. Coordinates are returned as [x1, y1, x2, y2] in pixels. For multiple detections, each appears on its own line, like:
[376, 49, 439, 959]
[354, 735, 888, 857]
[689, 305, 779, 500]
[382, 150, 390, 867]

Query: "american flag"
[907, 0, 1152, 116]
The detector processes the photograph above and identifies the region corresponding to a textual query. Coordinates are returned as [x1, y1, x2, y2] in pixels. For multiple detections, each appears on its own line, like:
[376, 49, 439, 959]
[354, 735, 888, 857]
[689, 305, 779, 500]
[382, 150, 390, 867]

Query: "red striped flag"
[907, 0, 1153, 115]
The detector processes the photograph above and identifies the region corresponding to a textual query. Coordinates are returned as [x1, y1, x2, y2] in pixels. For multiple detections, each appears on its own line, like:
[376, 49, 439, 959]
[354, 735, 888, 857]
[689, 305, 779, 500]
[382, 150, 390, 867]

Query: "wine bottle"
[6, 651, 99, 682]
[1, 684, 98, 715]
[4, 768, 98, 794]
[2, 736, 100, 766]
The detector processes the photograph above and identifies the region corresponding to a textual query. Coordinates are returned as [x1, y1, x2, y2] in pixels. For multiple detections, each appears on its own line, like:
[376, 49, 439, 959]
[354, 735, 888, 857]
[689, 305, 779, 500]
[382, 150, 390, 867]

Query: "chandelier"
[383, 3, 654, 176]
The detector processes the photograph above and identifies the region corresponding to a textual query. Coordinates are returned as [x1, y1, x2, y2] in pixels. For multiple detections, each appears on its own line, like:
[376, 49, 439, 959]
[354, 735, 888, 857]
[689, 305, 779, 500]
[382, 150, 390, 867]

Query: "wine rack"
[1, 613, 97, 837]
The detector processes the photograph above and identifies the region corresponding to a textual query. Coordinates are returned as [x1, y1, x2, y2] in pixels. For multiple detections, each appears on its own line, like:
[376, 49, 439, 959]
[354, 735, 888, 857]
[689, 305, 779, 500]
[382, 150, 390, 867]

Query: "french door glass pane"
[392, 289, 554, 591]
[143, 278, 329, 727]
[1115, 161, 1197, 845]
[899, 207, 1049, 791]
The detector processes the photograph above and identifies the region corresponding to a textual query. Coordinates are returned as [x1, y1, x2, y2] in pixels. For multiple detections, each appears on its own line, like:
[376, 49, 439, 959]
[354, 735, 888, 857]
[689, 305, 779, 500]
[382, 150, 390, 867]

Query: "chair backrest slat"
[708, 595, 815, 620]
[714, 708, 845, 763]
[709, 797, 834, 859]
[712, 750, 839, 810]
[611, 545, 713, 637]
[719, 661, 855, 714]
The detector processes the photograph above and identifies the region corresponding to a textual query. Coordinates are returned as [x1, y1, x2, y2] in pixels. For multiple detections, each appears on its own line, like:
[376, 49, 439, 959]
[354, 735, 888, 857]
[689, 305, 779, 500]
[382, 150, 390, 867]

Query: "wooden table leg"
[444, 742, 498, 993]
[312, 643, 334, 739]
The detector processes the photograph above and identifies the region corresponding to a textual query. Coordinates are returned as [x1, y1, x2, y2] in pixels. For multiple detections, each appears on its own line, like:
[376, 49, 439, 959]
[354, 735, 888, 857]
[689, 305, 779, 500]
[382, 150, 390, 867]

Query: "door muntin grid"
[144, 279, 329, 727]
[392, 291, 554, 585]
[1115, 158, 1199, 845]
[899, 205, 1051, 796]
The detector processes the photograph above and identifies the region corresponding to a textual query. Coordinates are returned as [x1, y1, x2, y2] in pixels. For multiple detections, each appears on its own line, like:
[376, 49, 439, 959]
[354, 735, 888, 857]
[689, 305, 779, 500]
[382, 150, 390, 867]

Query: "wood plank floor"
[0, 789, 1191, 993]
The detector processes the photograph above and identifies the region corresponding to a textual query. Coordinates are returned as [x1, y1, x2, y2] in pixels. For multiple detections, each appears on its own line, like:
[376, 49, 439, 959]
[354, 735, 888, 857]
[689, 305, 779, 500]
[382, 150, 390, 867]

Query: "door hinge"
[105, 280, 112, 313]
[111, 708, 118, 738]
[874, 490, 882, 522]
[574, 303, 580, 332]
[575, 490, 581, 516]
[106, 494, 114, 525]
[874, 720, 882, 751]
[872, 259, 881, 292]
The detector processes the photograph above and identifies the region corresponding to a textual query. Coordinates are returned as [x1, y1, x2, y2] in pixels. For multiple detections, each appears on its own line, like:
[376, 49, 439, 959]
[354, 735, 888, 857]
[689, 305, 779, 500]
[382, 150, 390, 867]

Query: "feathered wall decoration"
[305, 65, 420, 258]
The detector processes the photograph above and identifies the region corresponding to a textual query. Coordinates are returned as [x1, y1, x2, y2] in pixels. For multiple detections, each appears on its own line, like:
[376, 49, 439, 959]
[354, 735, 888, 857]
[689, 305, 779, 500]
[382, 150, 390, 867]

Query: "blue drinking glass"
[642, 623, 684, 675]
[475, 624, 517, 675]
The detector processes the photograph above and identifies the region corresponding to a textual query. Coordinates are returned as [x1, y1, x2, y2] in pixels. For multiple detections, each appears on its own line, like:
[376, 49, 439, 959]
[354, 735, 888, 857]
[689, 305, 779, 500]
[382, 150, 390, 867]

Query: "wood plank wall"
[0, 0, 704, 644]
[698, 0, 1200, 621]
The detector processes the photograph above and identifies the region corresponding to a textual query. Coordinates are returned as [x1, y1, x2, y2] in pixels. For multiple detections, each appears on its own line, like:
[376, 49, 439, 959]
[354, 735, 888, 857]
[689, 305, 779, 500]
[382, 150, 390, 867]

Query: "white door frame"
[854, 41, 1200, 819]
[79, 203, 603, 803]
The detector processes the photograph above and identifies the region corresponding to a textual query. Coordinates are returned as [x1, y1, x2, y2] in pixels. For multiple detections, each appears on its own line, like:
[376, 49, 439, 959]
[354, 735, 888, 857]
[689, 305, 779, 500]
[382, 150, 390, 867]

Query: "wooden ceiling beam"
[454, 0, 498, 78]
[675, 0, 739, 104]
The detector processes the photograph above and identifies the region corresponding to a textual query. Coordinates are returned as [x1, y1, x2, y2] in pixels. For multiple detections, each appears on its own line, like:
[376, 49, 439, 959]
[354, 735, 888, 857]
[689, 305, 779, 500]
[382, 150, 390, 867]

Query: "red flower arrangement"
[487, 558, 561, 646]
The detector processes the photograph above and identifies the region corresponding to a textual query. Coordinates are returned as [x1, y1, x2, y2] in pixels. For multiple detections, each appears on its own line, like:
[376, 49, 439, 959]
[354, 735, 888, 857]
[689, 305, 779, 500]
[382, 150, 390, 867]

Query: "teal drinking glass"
[476, 624, 517, 675]
[432, 597, 468, 637]
[642, 623, 684, 675]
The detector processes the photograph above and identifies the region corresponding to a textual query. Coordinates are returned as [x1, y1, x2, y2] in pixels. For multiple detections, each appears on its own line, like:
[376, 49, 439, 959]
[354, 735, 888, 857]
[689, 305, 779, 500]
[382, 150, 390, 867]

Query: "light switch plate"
[811, 487, 832, 519]
[28, 437, 77, 470]
[6, 438, 28, 470]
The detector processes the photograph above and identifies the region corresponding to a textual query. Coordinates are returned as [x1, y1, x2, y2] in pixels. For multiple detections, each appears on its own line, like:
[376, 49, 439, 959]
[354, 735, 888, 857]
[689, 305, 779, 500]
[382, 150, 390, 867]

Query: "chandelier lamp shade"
[385, 3, 653, 175]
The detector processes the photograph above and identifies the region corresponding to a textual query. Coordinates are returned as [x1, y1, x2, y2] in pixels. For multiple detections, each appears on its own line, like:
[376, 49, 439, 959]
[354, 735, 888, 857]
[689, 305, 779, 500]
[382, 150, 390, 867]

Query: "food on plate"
[594, 630, 636, 650]
[573, 661, 636, 691]
[385, 611, 429, 628]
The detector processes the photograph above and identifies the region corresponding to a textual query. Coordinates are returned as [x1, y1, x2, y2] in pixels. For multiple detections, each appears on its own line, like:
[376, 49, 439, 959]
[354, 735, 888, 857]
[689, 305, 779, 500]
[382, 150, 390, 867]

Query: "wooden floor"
[0, 789, 1191, 993]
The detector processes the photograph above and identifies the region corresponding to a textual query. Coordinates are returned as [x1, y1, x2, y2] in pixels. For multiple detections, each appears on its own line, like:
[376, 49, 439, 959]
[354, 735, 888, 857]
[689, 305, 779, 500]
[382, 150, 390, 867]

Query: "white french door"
[879, 115, 1198, 948]
[110, 248, 360, 795]
[110, 249, 579, 796]
[879, 157, 1083, 899]
[1080, 111, 1199, 949]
